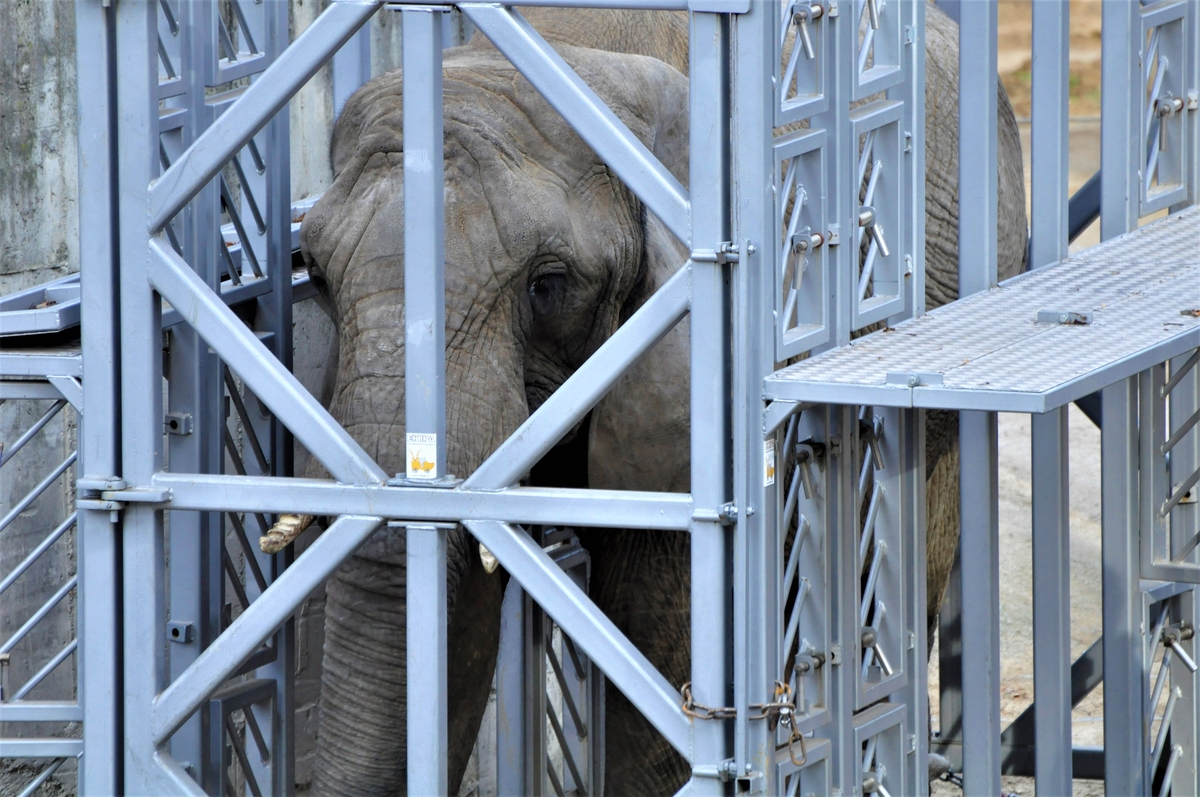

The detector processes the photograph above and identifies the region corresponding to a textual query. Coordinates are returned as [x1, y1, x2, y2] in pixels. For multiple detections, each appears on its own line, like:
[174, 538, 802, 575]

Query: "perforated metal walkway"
[765, 207, 1200, 413]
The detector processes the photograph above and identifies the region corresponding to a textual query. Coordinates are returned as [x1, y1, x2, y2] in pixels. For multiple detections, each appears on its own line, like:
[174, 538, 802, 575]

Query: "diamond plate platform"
[765, 207, 1200, 413]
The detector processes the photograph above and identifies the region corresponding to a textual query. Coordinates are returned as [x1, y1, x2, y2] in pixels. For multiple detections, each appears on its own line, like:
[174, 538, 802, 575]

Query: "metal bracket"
[165, 412, 193, 435]
[885, 371, 943, 387]
[1037, 310, 1093, 326]
[692, 759, 739, 781]
[387, 474, 463, 489]
[167, 621, 194, 644]
[691, 242, 740, 265]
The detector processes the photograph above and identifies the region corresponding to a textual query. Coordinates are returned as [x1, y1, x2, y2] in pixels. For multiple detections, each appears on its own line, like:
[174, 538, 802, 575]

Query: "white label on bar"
[764, 438, 776, 487]
[406, 433, 438, 480]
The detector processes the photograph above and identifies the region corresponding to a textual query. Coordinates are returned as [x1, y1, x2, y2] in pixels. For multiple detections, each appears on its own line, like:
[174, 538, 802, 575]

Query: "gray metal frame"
[3, 0, 1199, 794]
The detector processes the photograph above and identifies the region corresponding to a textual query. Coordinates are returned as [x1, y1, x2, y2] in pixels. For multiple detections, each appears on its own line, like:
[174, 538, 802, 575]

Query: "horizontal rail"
[462, 2, 691, 243]
[152, 473, 693, 530]
[0, 702, 83, 723]
[151, 515, 384, 745]
[148, 0, 380, 232]
[0, 738, 82, 758]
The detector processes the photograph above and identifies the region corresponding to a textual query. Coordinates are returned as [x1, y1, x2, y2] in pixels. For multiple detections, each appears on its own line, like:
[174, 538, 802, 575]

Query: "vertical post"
[1100, 1, 1140, 240]
[688, 9, 730, 794]
[402, 5, 447, 484]
[1030, 0, 1069, 269]
[496, 581, 526, 797]
[958, 410, 1001, 794]
[1031, 408, 1072, 796]
[1102, 377, 1147, 796]
[957, 3, 1001, 793]
[115, 0, 167, 791]
[403, 7, 448, 796]
[957, 0, 998, 296]
[731, 1, 776, 787]
[406, 523, 449, 796]
[75, 0, 121, 792]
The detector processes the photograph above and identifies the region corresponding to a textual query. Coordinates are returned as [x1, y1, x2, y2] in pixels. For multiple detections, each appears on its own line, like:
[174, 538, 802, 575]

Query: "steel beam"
[148, 0, 381, 232]
[1100, 1, 1140, 239]
[466, 264, 689, 490]
[460, 2, 691, 244]
[957, 0, 998, 294]
[1030, 0, 1069, 269]
[403, 5, 448, 482]
[151, 472, 692, 530]
[151, 515, 384, 745]
[1031, 407, 1072, 797]
[959, 410, 1002, 794]
[1102, 377, 1148, 795]
[465, 519, 692, 760]
[148, 238, 386, 486]
[687, 8, 731, 792]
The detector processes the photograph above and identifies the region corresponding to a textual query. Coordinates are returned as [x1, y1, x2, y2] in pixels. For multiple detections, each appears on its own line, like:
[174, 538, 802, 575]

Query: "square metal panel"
[765, 207, 1200, 413]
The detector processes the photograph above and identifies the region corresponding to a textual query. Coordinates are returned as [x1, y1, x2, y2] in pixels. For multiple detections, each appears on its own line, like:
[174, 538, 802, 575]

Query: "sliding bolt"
[858, 206, 890, 258]
[791, 229, 824, 256]
[862, 771, 880, 794]
[794, 651, 827, 675]
[1157, 96, 1185, 150]
[792, 3, 823, 60]
[1164, 622, 1199, 673]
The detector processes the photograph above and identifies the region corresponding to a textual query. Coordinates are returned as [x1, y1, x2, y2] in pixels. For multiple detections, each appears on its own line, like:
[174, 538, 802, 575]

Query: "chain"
[750, 680, 808, 767]
[681, 680, 809, 767]
[680, 682, 738, 721]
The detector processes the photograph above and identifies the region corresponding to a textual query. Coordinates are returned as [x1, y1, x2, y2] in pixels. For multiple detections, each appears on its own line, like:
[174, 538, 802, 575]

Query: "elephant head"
[297, 38, 690, 796]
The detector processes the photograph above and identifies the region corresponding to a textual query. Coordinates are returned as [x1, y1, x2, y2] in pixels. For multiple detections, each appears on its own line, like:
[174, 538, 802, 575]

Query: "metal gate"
[1, 0, 1199, 795]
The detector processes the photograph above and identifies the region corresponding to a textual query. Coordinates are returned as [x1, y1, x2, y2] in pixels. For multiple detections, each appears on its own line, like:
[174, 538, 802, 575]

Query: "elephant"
[282, 3, 1026, 794]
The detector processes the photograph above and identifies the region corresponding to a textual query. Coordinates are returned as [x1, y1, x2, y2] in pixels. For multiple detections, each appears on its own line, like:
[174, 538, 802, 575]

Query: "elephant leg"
[580, 528, 691, 797]
[924, 409, 961, 653]
[314, 541, 504, 796]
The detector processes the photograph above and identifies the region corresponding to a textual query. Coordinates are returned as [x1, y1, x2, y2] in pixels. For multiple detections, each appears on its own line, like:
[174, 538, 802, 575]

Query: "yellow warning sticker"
[764, 438, 776, 486]
[406, 433, 438, 479]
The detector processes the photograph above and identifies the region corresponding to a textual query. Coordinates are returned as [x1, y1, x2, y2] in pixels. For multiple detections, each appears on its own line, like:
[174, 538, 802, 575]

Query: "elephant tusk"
[479, 543, 499, 574]
[260, 513, 314, 554]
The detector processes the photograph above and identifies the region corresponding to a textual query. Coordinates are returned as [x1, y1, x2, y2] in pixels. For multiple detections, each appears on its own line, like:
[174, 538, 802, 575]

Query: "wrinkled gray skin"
[300, 4, 1025, 794]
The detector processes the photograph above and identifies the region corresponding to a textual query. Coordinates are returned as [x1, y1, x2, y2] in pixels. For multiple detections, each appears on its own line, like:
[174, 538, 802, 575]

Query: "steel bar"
[0, 399, 65, 469]
[148, 0, 380, 231]
[152, 471, 692, 529]
[226, 713, 266, 797]
[149, 238, 386, 485]
[465, 518, 691, 759]
[461, 2, 691, 244]
[403, 6, 448, 482]
[151, 515, 384, 745]
[0, 740, 83, 758]
[332, 24, 371, 119]
[957, 0, 998, 295]
[224, 367, 269, 473]
[0, 576, 77, 654]
[1102, 377, 1148, 795]
[1100, 1, 1140, 239]
[15, 759, 65, 797]
[959, 410, 1001, 794]
[74, 0, 121, 790]
[0, 452, 77, 536]
[465, 264, 689, 490]
[1030, 0, 1069, 269]
[1163, 349, 1200, 398]
[1031, 407, 1072, 797]
[406, 536, 448, 796]
[11, 638, 78, 701]
[0, 701, 82, 723]
[0, 513, 76, 596]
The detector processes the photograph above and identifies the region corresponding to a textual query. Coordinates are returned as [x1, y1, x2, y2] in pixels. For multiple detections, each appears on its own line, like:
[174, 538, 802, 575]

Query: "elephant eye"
[528, 271, 567, 316]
